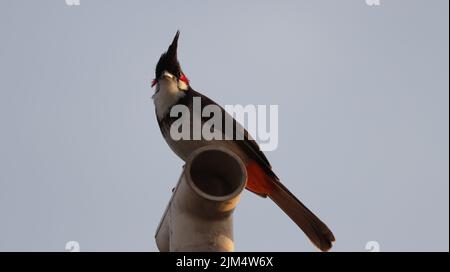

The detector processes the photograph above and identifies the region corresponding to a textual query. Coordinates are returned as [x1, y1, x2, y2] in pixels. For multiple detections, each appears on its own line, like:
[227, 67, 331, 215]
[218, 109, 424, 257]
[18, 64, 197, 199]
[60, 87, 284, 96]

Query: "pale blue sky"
[0, 0, 448, 251]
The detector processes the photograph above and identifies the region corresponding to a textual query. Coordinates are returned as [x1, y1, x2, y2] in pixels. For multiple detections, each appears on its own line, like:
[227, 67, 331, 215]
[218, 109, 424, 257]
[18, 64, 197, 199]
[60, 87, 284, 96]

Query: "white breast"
[153, 78, 186, 120]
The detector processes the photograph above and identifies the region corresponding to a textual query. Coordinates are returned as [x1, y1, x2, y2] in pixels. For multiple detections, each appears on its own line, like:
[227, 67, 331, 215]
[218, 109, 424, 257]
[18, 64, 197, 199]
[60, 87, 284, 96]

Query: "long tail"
[246, 162, 335, 251]
[268, 178, 335, 251]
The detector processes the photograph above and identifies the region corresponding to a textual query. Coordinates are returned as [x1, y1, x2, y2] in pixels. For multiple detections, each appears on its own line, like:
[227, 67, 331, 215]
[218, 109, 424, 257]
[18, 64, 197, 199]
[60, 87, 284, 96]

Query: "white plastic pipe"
[155, 145, 247, 252]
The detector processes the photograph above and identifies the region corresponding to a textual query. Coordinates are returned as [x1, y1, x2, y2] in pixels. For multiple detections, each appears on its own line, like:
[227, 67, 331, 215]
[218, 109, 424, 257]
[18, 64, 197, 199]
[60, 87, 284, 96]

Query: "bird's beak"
[161, 71, 175, 81]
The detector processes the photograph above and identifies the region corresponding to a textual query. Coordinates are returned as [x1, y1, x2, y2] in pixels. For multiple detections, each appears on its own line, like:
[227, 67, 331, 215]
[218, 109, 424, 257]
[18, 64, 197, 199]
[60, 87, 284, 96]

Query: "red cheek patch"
[179, 74, 189, 85]
[151, 79, 157, 87]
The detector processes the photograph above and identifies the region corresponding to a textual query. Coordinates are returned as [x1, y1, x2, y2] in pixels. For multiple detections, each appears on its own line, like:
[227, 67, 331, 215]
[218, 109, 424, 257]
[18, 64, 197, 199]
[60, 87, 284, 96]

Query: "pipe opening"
[189, 149, 245, 198]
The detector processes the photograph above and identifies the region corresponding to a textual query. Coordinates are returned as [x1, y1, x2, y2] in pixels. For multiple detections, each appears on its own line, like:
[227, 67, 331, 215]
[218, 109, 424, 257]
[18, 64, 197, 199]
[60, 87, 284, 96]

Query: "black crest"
[155, 31, 183, 80]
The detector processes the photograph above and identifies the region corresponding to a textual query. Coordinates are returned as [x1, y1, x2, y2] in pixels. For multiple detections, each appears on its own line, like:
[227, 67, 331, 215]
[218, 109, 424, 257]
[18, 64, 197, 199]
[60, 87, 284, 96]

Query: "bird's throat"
[153, 80, 186, 120]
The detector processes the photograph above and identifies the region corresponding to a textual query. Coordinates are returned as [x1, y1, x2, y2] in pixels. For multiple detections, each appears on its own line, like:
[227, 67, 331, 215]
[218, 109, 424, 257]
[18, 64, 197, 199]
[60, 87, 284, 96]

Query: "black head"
[155, 31, 183, 80]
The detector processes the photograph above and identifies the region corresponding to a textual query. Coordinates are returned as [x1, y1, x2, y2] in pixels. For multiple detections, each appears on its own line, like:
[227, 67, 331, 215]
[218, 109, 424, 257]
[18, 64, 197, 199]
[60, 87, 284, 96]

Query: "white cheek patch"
[178, 79, 188, 90]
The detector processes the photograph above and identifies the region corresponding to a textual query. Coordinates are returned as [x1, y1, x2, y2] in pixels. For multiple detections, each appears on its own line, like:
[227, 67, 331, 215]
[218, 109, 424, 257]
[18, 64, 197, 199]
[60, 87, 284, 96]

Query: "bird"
[151, 31, 335, 251]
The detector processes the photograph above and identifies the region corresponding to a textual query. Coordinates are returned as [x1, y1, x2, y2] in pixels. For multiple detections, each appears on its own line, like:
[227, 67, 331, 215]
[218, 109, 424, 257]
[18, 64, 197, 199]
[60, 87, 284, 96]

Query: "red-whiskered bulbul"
[151, 31, 335, 251]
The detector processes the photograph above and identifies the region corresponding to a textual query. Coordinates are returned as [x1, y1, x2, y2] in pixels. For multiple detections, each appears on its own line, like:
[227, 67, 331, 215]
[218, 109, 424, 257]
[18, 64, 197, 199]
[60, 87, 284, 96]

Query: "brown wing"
[187, 88, 276, 177]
